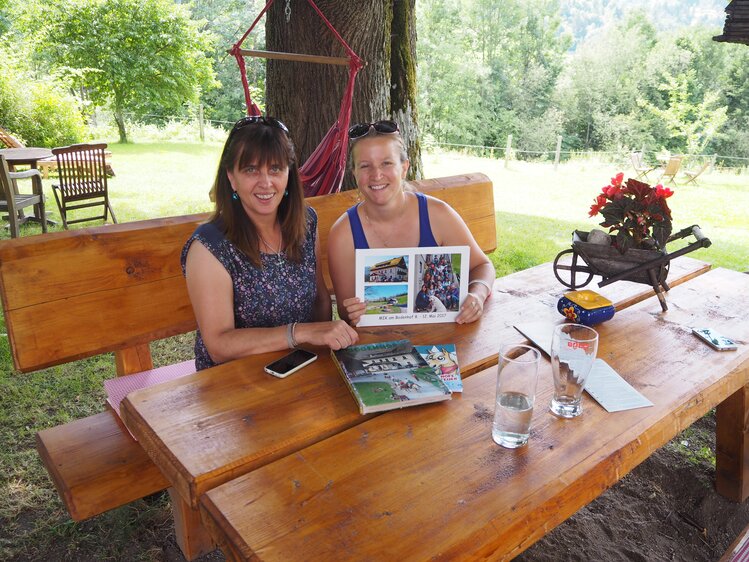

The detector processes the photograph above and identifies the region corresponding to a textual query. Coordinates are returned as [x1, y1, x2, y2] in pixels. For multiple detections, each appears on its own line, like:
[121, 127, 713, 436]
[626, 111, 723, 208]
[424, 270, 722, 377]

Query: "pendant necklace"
[363, 209, 391, 247]
[362, 200, 406, 248]
[258, 230, 284, 264]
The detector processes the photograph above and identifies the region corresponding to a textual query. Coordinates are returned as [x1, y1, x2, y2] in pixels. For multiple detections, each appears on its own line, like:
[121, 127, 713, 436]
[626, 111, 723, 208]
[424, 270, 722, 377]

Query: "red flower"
[588, 194, 608, 217]
[589, 172, 674, 252]
[655, 184, 674, 199]
[603, 183, 623, 199]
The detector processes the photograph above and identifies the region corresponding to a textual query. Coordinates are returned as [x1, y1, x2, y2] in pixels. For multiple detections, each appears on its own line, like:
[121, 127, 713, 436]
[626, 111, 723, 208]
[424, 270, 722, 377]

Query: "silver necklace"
[361, 200, 408, 248]
[258, 231, 284, 263]
[363, 210, 392, 247]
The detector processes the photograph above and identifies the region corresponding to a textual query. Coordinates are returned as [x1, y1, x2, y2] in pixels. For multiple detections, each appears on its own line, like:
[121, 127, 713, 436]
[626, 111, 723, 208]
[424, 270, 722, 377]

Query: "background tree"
[39, 0, 217, 143]
[260, 0, 422, 183]
[189, 0, 266, 125]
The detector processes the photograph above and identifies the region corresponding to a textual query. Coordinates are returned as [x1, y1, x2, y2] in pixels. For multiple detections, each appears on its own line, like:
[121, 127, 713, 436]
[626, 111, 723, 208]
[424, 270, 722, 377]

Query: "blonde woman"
[328, 120, 495, 326]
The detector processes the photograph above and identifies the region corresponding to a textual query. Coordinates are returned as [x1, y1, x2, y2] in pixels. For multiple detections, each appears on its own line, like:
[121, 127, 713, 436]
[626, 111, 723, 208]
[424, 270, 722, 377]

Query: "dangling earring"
[232, 191, 239, 201]
[284, 189, 289, 197]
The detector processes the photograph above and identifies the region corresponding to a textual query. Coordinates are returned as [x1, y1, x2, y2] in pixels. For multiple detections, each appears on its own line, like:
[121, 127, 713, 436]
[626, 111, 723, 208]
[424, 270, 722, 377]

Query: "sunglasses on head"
[230, 115, 289, 137]
[348, 120, 399, 140]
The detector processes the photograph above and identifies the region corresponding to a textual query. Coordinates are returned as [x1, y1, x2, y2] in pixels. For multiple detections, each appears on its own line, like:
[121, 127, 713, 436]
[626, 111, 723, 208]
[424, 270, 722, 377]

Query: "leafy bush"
[27, 84, 86, 147]
[0, 46, 85, 148]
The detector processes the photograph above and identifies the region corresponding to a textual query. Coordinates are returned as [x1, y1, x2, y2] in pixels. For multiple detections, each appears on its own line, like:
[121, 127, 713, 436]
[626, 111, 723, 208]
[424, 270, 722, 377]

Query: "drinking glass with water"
[549, 323, 599, 418]
[492, 344, 541, 448]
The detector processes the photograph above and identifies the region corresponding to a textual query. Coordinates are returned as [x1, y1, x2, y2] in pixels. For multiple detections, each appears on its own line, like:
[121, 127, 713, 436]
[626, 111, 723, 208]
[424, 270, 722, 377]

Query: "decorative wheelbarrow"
[552, 225, 711, 311]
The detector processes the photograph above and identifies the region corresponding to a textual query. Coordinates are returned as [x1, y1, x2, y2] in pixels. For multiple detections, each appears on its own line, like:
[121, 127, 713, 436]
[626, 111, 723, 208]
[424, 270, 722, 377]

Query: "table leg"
[716, 369, 749, 502]
[169, 488, 215, 560]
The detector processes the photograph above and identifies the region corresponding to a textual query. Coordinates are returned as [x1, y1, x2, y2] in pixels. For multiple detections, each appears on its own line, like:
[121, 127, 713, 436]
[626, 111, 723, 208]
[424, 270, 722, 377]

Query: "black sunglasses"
[230, 115, 289, 137]
[348, 120, 399, 140]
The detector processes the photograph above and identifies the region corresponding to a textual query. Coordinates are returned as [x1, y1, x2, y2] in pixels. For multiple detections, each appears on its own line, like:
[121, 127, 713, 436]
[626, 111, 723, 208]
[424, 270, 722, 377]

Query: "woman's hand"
[341, 297, 367, 326]
[456, 291, 485, 324]
[296, 320, 359, 350]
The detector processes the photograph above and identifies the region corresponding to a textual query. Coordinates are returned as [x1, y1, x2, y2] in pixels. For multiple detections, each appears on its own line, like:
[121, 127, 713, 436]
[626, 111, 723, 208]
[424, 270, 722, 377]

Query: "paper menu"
[585, 359, 653, 412]
[513, 321, 555, 357]
[513, 322, 653, 413]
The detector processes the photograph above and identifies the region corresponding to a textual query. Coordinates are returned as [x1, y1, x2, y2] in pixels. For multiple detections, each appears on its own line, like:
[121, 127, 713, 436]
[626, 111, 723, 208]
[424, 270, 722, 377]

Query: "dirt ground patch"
[518, 410, 749, 562]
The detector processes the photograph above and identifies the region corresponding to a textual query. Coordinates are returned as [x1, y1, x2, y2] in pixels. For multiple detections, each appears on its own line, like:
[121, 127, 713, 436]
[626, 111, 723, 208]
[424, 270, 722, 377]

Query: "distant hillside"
[559, 0, 727, 47]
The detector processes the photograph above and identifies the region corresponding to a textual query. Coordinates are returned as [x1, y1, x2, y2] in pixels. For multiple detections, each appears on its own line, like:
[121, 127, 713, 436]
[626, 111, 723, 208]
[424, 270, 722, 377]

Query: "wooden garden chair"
[657, 155, 683, 185]
[630, 151, 655, 181]
[682, 160, 710, 186]
[52, 143, 117, 228]
[0, 155, 47, 238]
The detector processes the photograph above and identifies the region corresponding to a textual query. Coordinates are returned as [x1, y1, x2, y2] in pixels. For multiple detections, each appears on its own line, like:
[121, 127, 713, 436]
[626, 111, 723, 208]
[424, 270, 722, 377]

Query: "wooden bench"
[0, 173, 495, 552]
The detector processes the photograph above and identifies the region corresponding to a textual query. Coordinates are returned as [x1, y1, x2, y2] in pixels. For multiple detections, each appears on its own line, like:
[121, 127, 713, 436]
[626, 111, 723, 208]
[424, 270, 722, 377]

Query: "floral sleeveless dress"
[181, 207, 318, 370]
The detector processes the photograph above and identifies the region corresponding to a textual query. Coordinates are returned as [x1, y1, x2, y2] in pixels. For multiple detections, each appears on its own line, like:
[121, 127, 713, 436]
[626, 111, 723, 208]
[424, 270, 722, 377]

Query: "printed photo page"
[355, 245, 470, 326]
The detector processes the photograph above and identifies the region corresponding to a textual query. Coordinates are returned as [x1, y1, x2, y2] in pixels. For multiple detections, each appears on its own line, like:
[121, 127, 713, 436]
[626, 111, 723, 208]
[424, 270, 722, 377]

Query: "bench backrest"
[0, 172, 495, 374]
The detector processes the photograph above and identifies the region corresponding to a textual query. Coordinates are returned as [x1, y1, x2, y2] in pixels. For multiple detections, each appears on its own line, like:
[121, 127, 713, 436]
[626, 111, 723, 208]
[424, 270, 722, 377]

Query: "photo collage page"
[355, 246, 470, 327]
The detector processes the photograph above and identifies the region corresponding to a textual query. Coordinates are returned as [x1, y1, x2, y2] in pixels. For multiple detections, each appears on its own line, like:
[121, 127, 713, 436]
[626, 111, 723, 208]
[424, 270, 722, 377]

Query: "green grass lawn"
[7, 142, 745, 272]
[0, 141, 746, 561]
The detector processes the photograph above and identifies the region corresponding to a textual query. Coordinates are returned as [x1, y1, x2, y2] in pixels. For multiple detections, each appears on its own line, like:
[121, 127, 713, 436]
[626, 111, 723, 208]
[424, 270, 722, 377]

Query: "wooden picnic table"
[120, 256, 711, 558]
[199, 267, 749, 561]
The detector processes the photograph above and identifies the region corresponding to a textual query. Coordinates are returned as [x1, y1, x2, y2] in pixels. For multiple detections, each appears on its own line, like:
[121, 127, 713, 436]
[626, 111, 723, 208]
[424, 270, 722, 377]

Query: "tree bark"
[114, 105, 128, 144]
[265, 0, 421, 188]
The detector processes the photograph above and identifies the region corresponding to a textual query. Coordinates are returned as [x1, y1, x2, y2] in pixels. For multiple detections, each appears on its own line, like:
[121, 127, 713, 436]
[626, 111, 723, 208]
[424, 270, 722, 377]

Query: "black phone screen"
[265, 349, 317, 375]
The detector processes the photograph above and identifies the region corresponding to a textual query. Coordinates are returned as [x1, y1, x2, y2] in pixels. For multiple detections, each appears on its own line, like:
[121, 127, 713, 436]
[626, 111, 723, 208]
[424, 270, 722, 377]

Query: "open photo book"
[355, 246, 470, 326]
[332, 340, 453, 414]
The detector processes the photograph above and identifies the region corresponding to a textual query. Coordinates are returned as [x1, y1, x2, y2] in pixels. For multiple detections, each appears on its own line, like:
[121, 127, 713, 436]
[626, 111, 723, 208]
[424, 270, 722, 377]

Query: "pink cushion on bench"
[104, 359, 196, 418]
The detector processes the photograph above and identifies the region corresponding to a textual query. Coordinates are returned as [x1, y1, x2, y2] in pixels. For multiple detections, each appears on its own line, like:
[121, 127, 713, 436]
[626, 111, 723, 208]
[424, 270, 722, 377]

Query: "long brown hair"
[210, 119, 307, 267]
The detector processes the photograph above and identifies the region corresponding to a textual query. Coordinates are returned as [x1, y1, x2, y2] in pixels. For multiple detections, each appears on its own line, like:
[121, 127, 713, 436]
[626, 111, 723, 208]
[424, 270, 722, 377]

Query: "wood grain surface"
[199, 267, 749, 561]
[120, 256, 710, 512]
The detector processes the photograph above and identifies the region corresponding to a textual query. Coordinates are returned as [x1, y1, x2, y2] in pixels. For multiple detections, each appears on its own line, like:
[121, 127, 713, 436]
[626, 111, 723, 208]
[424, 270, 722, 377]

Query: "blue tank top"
[346, 192, 438, 249]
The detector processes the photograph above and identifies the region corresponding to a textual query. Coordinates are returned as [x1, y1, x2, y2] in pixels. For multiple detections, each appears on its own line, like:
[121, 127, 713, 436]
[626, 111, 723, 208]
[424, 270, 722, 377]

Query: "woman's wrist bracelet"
[286, 322, 298, 349]
[291, 322, 298, 347]
[468, 279, 492, 296]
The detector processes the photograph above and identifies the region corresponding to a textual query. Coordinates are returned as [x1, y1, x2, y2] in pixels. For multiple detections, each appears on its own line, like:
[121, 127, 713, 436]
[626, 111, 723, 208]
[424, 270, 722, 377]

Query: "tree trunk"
[265, 0, 421, 188]
[113, 103, 128, 144]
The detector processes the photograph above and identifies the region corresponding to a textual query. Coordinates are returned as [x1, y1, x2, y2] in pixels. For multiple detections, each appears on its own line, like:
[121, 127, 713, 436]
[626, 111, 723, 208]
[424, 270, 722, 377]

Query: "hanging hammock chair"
[230, 0, 364, 197]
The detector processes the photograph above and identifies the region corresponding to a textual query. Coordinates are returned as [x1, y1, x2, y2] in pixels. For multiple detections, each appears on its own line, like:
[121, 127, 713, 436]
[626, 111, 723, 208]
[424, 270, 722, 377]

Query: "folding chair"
[682, 161, 710, 186]
[657, 156, 683, 185]
[630, 152, 655, 181]
[52, 143, 117, 228]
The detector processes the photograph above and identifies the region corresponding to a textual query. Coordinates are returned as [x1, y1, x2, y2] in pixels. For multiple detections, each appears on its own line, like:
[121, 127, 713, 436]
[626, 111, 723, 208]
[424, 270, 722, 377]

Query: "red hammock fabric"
[230, 0, 363, 196]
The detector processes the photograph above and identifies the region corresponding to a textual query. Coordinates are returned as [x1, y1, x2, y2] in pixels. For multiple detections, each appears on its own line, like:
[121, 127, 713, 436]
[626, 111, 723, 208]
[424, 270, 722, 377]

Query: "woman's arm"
[427, 198, 496, 324]
[328, 213, 366, 325]
[185, 241, 358, 365]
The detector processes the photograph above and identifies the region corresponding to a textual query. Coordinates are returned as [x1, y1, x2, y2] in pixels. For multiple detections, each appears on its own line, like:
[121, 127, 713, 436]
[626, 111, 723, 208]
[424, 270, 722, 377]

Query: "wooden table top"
[200, 267, 749, 561]
[0, 147, 53, 165]
[120, 256, 710, 511]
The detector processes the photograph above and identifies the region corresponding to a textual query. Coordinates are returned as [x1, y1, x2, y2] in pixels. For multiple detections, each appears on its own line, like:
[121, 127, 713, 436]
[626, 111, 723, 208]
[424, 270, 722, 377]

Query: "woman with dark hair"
[328, 119, 495, 326]
[182, 116, 358, 370]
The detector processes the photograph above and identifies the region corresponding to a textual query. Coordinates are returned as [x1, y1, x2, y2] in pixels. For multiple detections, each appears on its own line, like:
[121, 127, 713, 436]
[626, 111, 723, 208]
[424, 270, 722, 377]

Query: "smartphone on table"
[264, 348, 318, 378]
[692, 328, 737, 351]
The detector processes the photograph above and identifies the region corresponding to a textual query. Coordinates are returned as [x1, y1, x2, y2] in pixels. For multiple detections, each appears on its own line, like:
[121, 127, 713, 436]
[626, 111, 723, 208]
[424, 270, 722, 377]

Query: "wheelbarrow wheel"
[553, 249, 594, 289]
